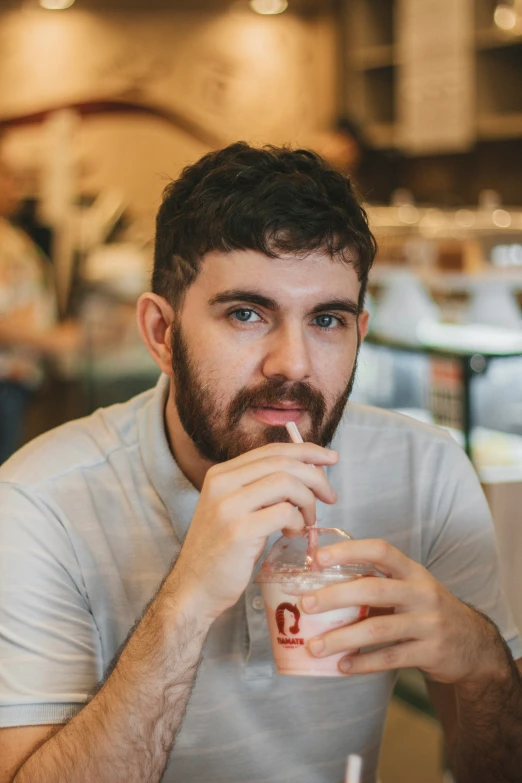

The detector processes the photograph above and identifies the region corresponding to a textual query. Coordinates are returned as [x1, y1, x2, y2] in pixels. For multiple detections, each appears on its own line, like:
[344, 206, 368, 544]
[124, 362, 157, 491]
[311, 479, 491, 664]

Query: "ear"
[136, 293, 175, 377]
[357, 309, 370, 342]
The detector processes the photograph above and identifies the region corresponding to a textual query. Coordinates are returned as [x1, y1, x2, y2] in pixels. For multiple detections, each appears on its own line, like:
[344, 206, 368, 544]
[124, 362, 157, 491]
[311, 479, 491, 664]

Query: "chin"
[230, 423, 289, 456]
[249, 422, 316, 448]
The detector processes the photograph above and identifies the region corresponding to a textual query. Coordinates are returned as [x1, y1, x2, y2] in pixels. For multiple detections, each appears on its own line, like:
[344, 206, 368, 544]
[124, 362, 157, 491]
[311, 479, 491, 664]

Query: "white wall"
[0, 5, 337, 230]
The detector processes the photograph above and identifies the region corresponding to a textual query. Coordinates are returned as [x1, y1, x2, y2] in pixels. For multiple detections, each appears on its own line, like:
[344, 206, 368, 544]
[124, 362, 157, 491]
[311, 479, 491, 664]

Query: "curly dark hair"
[153, 142, 377, 311]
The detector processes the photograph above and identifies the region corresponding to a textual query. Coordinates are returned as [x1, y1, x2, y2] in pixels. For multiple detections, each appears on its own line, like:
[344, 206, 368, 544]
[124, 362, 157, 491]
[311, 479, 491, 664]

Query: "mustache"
[227, 379, 326, 428]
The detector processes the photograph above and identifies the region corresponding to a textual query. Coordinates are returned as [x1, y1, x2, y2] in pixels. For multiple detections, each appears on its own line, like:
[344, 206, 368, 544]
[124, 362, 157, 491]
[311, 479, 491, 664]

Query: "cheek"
[193, 346, 256, 402]
[312, 337, 357, 388]
[182, 320, 258, 396]
[197, 331, 261, 378]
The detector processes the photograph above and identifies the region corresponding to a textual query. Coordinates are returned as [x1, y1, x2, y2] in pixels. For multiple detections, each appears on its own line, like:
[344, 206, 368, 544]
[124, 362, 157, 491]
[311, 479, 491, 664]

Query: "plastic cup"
[255, 528, 375, 677]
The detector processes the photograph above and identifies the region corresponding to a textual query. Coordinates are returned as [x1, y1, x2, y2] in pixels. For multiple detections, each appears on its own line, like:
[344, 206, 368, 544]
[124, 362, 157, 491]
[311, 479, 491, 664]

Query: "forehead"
[188, 249, 361, 307]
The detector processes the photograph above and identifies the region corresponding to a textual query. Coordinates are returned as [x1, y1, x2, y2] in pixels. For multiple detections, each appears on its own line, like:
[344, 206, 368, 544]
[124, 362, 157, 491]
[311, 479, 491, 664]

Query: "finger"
[249, 501, 305, 539]
[208, 442, 338, 476]
[206, 456, 337, 505]
[301, 576, 412, 614]
[368, 607, 396, 619]
[317, 539, 422, 580]
[225, 473, 318, 526]
[338, 641, 421, 675]
[308, 612, 424, 658]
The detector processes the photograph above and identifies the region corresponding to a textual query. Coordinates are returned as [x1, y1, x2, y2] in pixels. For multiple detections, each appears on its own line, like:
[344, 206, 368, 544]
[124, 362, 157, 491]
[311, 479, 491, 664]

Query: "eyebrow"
[208, 289, 360, 316]
[309, 298, 360, 317]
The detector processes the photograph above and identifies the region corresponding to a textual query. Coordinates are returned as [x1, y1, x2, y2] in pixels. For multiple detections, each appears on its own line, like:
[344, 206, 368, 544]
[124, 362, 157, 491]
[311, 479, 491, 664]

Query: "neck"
[163, 381, 213, 491]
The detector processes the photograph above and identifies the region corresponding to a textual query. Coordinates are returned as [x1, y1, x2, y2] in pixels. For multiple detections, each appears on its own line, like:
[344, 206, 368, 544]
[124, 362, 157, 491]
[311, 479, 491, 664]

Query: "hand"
[301, 539, 506, 684]
[169, 442, 338, 623]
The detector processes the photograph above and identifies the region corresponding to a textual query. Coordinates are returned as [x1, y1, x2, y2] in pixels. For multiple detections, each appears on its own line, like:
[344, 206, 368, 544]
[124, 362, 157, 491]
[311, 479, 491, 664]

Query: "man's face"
[169, 249, 368, 463]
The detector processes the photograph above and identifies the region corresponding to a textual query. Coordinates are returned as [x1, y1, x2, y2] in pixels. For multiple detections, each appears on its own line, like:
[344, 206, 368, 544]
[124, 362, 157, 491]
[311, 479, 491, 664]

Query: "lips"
[250, 406, 306, 426]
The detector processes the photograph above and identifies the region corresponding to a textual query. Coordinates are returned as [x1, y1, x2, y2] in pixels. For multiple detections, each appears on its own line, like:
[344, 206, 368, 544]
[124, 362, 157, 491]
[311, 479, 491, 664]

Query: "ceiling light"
[397, 204, 419, 225]
[494, 3, 517, 30]
[40, 0, 75, 9]
[492, 209, 512, 228]
[250, 0, 288, 15]
[455, 209, 476, 228]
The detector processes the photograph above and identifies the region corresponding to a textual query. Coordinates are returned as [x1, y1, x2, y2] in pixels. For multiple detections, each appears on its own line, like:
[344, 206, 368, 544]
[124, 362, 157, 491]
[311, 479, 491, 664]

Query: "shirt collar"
[138, 373, 200, 543]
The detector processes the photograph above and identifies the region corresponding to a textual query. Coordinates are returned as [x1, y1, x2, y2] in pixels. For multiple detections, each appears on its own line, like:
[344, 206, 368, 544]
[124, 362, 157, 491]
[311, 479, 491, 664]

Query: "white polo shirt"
[0, 374, 520, 783]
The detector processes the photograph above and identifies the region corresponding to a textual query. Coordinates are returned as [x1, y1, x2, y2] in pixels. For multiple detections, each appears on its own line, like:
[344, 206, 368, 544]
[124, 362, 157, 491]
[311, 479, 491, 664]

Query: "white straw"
[345, 754, 363, 783]
[285, 420, 303, 444]
[285, 421, 319, 562]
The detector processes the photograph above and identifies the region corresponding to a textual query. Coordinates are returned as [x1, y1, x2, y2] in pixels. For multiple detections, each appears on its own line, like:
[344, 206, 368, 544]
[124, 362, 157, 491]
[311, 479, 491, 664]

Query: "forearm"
[14, 583, 210, 783]
[449, 629, 522, 783]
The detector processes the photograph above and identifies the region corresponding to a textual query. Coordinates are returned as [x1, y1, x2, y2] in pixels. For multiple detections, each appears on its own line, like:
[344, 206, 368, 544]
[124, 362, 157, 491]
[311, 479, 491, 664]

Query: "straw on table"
[345, 754, 363, 783]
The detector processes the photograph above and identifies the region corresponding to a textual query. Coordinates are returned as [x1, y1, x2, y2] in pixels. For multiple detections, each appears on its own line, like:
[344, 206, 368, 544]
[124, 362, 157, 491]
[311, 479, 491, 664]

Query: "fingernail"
[326, 450, 338, 461]
[339, 657, 353, 673]
[301, 595, 316, 612]
[308, 638, 324, 656]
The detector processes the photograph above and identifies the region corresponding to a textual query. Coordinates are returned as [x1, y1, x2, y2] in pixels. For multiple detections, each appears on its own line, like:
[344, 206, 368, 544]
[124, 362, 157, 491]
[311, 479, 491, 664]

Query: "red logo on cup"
[275, 602, 300, 636]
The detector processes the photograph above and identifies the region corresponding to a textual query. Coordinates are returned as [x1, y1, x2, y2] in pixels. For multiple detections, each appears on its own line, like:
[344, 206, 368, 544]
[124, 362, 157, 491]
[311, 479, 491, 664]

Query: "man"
[0, 156, 79, 462]
[0, 143, 521, 783]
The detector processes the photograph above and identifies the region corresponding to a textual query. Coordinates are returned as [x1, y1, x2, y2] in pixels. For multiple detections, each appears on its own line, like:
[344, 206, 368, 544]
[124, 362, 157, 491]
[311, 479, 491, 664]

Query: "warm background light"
[40, 0, 76, 10]
[494, 2, 518, 30]
[249, 0, 288, 16]
[0, 1, 334, 223]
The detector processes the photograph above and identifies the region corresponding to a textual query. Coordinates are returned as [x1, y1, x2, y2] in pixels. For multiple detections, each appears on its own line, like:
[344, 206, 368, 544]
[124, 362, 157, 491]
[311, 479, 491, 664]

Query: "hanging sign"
[397, 0, 475, 154]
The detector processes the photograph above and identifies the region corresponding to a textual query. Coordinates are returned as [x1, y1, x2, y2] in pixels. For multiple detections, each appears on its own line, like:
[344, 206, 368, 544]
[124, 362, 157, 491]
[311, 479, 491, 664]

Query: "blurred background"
[1, 0, 522, 780]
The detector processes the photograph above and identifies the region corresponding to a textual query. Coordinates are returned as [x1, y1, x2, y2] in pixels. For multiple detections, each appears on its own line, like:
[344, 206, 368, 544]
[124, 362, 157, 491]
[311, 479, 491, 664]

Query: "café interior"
[1, 1, 522, 781]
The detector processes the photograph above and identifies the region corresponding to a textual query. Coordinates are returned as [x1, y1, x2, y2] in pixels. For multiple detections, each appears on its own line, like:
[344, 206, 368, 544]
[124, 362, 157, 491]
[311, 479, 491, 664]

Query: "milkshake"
[255, 528, 375, 676]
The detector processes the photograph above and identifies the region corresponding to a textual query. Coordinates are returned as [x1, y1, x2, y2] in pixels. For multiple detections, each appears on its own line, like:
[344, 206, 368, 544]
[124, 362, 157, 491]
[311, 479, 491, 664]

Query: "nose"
[261, 322, 313, 382]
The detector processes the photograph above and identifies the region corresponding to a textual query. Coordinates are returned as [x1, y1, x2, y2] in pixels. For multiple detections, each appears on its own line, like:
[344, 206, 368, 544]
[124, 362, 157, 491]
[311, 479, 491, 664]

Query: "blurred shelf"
[477, 43, 522, 124]
[369, 265, 522, 292]
[343, 0, 522, 150]
[475, 27, 522, 50]
[342, 0, 398, 142]
[351, 44, 395, 70]
[369, 204, 522, 233]
[477, 111, 522, 139]
[365, 65, 396, 124]
[366, 121, 397, 148]
[348, 0, 395, 48]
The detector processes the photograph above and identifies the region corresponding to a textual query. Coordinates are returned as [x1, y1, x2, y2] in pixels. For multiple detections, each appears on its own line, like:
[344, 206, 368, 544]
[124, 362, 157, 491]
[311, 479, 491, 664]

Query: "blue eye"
[314, 314, 342, 329]
[231, 308, 261, 323]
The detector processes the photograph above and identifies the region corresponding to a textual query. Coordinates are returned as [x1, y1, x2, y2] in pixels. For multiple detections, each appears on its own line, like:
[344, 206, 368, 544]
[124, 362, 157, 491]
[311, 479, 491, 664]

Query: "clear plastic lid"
[255, 527, 376, 584]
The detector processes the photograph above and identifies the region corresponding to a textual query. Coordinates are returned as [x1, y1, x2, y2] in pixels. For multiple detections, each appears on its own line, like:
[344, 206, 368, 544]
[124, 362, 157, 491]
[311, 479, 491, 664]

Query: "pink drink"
[261, 574, 369, 676]
[255, 528, 375, 677]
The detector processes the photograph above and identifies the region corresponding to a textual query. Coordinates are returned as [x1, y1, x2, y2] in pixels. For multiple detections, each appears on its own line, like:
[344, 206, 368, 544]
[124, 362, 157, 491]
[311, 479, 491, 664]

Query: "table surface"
[368, 323, 522, 359]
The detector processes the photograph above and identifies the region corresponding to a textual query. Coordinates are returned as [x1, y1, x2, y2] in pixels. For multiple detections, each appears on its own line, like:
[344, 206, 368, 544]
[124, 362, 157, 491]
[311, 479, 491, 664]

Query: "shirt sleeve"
[423, 436, 522, 662]
[0, 482, 101, 727]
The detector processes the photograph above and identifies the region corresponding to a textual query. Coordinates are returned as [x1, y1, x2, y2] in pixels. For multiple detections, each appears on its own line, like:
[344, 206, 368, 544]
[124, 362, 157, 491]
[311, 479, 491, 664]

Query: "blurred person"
[0, 157, 80, 463]
[312, 116, 399, 203]
[0, 144, 521, 783]
[12, 195, 52, 259]
[314, 116, 363, 173]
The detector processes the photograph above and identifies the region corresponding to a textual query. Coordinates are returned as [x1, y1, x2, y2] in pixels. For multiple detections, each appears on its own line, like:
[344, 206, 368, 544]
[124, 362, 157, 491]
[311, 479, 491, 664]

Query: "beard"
[170, 322, 359, 463]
